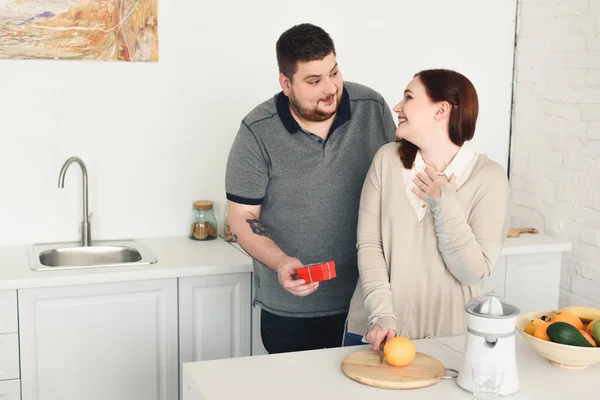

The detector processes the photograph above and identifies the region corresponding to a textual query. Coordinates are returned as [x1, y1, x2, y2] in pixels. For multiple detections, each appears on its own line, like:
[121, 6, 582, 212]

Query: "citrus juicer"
[457, 293, 521, 395]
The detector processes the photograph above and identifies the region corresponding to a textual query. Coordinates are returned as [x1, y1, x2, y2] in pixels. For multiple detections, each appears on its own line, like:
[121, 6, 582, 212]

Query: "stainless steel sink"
[29, 240, 158, 271]
[30, 157, 159, 271]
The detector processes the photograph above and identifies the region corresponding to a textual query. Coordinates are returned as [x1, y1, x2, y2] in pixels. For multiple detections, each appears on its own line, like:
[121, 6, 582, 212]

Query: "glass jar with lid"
[189, 200, 218, 241]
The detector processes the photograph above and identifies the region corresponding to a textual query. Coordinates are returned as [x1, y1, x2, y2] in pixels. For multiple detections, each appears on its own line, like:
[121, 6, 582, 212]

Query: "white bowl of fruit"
[517, 306, 600, 369]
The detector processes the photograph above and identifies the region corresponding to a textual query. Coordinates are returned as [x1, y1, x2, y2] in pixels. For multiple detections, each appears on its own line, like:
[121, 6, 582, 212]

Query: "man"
[225, 23, 396, 354]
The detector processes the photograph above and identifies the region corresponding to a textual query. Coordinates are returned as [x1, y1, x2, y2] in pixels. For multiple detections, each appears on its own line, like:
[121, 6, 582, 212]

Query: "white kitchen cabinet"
[0, 334, 19, 381]
[19, 279, 179, 400]
[0, 290, 20, 395]
[0, 379, 21, 400]
[252, 304, 268, 356]
[0, 291, 17, 334]
[179, 273, 251, 365]
[484, 252, 562, 312]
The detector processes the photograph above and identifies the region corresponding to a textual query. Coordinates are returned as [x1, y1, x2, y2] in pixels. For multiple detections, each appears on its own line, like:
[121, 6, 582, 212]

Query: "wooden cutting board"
[507, 227, 538, 237]
[341, 349, 446, 389]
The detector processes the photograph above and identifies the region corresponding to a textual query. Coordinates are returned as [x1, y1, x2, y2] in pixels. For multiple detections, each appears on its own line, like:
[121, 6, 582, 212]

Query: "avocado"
[591, 320, 600, 344]
[547, 322, 594, 347]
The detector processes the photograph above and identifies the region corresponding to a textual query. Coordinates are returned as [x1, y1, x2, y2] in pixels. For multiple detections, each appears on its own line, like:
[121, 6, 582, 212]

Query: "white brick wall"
[512, 0, 600, 309]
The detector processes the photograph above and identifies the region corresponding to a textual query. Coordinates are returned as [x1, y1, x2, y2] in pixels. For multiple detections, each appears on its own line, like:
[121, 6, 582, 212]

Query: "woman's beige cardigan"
[347, 143, 509, 339]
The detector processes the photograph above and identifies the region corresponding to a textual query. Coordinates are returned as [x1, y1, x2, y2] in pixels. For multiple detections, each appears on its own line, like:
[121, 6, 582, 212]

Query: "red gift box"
[296, 261, 336, 283]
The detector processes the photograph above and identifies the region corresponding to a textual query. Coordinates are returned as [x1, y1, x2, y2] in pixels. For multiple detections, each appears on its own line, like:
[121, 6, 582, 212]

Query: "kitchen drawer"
[0, 292, 17, 334]
[0, 379, 20, 400]
[0, 334, 19, 381]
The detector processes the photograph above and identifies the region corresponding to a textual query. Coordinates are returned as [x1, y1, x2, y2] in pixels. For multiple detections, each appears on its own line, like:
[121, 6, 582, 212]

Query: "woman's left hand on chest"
[412, 165, 456, 203]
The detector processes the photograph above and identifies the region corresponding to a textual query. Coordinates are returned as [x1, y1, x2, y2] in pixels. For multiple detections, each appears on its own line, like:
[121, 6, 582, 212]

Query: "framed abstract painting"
[0, 0, 158, 61]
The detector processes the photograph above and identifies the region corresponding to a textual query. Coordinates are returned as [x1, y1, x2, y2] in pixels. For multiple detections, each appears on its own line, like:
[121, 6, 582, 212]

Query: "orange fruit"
[585, 318, 599, 335]
[579, 330, 598, 347]
[550, 311, 584, 330]
[384, 337, 416, 367]
[533, 322, 551, 341]
[525, 319, 545, 335]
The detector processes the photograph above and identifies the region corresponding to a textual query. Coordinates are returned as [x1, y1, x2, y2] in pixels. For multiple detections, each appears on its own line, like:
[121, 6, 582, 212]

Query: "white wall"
[511, 0, 600, 308]
[0, 0, 517, 247]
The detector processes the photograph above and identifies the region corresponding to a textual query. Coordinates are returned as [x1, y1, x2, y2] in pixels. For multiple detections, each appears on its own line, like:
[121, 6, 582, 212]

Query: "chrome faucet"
[58, 157, 92, 247]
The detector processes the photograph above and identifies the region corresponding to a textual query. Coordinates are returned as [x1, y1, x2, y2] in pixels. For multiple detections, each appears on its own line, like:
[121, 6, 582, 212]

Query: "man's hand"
[277, 256, 319, 297]
[366, 324, 396, 351]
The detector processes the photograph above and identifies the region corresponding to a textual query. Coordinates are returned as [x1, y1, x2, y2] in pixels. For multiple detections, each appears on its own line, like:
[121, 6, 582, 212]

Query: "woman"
[343, 69, 509, 351]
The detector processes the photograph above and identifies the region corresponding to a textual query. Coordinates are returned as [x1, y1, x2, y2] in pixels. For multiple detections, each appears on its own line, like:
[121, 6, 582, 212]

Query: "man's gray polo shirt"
[226, 81, 396, 318]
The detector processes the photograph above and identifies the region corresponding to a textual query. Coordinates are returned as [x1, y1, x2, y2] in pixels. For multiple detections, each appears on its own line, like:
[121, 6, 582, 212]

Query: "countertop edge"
[500, 242, 573, 256]
[0, 263, 254, 291]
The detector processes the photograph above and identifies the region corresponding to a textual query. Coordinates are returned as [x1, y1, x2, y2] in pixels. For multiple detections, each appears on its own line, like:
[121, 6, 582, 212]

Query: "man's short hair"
[276, 23, 336, 80]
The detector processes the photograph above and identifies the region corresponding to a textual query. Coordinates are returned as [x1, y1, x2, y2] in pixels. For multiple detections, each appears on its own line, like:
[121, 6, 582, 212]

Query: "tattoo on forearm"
[246, 219, 271, 238]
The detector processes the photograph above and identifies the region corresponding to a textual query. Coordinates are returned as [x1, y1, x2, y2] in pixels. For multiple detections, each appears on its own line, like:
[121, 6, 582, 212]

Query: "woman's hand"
[366, 324, 397, 351]
[412, 165, 457, 203]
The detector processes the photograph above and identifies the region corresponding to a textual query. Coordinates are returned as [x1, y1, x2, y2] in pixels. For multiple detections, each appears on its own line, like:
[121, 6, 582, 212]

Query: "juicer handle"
[443, 368, 459, 379]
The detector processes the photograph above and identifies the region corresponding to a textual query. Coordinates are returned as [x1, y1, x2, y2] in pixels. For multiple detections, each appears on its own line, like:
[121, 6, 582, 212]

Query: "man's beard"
[288, 90, 342, 122]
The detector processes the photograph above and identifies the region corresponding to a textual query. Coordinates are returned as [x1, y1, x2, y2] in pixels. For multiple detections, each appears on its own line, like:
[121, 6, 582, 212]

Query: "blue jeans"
[342, 320, 366, 347]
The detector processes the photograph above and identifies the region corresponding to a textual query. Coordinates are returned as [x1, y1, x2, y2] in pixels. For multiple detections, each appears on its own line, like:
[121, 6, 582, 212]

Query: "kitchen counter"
[501, 233, 572, 256]
[0, 236, 252, 290]
[230, 233, 572, 257]
[182, 334, 596, 400]
[0, 233, 570, 290]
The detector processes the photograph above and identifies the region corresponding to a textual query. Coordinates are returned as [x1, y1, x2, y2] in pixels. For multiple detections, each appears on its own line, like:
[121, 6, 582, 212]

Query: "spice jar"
[189, 200, 218, 241]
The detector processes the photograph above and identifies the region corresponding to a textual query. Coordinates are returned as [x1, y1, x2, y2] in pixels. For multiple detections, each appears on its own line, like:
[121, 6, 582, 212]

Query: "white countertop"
[501, 233, 572, 256]
[0, 237, 252, 290]
[230, 233, 572, 258]
[182, 334, 596, 400]
[0, 233, 570, 291]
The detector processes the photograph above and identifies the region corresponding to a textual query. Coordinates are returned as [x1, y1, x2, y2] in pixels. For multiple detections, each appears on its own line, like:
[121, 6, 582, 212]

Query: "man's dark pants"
[260, 309, 347, 354]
